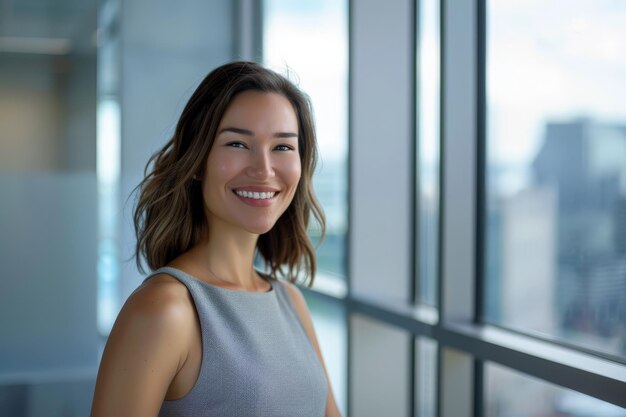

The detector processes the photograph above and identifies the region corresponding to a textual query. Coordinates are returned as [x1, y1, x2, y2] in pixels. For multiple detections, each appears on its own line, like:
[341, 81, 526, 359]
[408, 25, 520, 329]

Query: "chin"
[244, 220, 278, 236]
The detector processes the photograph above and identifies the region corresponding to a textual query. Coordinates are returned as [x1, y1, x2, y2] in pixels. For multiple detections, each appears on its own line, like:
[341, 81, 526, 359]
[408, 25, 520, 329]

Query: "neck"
[180, 219, 265, 291]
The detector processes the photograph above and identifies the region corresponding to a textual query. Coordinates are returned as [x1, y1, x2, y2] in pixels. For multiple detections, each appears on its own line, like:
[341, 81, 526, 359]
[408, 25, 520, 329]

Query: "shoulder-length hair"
[133, 61, 325, 286]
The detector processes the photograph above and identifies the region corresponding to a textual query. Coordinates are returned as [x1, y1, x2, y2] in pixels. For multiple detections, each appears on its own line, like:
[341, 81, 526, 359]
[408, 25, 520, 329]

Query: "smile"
[234, 190, 277, 200]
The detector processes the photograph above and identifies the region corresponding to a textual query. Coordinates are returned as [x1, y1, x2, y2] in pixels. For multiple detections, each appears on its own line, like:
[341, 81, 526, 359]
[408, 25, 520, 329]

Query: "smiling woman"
[90, 62, 342, 417]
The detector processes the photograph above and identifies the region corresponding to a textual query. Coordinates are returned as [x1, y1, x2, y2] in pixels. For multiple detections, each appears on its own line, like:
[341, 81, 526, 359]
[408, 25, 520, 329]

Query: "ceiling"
[0, 0, 98, 54]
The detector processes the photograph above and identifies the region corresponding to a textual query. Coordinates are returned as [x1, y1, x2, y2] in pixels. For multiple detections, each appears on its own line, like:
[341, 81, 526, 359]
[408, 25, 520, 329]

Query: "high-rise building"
[532, 118, 626, 352]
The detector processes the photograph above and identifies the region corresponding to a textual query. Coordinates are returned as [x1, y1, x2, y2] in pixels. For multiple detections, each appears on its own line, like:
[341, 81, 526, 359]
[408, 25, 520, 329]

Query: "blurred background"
[0, 0, 625, 416]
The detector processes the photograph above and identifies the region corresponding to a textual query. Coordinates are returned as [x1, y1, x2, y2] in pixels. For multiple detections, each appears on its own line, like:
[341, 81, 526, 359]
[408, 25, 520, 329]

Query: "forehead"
[218, 91, 298, 131]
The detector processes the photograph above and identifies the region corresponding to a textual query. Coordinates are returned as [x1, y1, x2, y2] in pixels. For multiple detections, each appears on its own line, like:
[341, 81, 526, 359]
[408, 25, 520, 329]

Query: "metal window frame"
[233, 0, 264, 61]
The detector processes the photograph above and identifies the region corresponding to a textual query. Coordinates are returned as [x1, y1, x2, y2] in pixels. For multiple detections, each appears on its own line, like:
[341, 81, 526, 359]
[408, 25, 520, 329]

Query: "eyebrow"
[218, 127, 298, 138]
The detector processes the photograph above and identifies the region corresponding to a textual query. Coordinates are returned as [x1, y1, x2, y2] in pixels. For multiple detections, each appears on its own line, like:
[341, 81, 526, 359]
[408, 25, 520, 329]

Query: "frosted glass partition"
[0, 3, 100, 415]
[350, 314, 411, 417]
[1, 380, 95, 416]
[0, 0, 245, 415]
[305, 294, 347, 417]
[0, 174, 99, 378]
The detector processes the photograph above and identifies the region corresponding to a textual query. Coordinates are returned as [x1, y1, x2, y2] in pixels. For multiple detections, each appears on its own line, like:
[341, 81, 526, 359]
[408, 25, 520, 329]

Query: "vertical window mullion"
[438, 0, 479, 415]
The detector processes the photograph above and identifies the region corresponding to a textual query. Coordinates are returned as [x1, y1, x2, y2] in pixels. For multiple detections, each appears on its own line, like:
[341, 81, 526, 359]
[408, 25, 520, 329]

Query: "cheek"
[202, 156, 232, 203]
[285, 157, 302, 187]
[207, 155, 239, 185]
[214, 161, 234, 178]
[210, 152, 234, 175]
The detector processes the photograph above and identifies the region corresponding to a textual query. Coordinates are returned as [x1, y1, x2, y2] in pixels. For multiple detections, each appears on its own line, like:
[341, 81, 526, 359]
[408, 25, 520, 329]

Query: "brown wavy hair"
[132, 61, 325, 286]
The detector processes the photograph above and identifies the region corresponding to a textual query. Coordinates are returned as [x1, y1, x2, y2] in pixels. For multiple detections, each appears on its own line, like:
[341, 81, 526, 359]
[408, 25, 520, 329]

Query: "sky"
[263, 0, 348, 163]
[488, 0, 626, 172]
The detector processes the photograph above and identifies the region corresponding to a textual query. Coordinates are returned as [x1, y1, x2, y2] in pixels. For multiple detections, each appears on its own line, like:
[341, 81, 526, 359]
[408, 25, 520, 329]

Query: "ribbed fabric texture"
[143, 266, 328, 417]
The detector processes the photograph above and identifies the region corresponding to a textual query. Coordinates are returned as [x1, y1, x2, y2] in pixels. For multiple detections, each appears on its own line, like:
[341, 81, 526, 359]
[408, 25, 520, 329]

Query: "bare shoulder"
[103, 272, 195, 360]
[91, 274, 196, 417]
[120, 273, 196, 332]
[132, 273, 193, 307]
[109, 273, 198, 362]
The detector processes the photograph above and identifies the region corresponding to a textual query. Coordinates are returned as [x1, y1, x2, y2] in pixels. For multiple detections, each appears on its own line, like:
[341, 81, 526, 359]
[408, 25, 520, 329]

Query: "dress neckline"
[156, 266, 276, 295]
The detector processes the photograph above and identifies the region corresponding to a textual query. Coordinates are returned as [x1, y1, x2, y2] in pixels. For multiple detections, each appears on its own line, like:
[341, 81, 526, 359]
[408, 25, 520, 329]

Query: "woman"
[91, 61, 341, 417]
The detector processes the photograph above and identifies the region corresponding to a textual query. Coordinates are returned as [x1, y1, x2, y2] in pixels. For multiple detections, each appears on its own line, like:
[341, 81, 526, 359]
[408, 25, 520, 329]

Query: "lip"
[232, 185, 280, 193]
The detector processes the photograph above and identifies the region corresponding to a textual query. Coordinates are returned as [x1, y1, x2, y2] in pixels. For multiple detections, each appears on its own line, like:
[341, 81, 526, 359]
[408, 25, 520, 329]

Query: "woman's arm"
[90, 279, 194, 417]
[283, 282, 343, 417]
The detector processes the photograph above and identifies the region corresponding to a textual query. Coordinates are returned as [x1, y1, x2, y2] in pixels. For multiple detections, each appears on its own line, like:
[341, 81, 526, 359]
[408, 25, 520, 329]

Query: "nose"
[247, 148, 274, 179]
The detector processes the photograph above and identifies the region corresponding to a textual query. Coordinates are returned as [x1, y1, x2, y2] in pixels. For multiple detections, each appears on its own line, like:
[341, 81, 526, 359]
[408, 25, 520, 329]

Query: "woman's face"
[202, 90, 301, 235]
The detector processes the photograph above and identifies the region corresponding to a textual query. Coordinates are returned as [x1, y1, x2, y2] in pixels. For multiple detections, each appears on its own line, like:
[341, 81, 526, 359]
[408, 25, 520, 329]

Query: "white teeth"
[236, 190, 276, 200]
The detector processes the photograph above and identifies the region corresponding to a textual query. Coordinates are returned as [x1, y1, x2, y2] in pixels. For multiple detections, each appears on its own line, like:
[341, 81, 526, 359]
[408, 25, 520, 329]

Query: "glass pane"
[304, 294, 347, 417]
[350, 314, 411, 417]
[485, 0, 626, 357]
[0, 0, 99, 415]
[485, 362, 626, 416]
[416, 0, 441, 306]
[415, 338, 437, 417]
[263, 0, 349, 286]
[0, 380, 95, 417]
[96, 0, 122, 336]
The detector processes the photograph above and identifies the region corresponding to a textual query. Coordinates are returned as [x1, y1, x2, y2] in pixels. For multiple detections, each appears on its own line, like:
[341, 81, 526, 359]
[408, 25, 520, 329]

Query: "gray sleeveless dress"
[143, 266, 328, 417]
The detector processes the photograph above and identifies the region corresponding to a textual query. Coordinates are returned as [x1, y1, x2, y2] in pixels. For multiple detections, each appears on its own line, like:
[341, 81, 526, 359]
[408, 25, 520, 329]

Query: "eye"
[275, 144, 295, 151]
[226, 141, 247, 149]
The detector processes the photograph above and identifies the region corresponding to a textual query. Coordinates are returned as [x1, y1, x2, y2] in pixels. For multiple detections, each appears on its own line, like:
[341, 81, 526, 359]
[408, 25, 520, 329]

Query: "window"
[484, 0, 626, 359]
[416, 0, 441, 306]
[485, 362, 626, 417]
[263, 0, 349, 287]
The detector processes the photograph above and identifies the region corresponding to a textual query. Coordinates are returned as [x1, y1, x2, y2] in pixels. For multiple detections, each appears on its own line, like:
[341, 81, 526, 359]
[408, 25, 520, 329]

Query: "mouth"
[232, 189, 280, 201]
